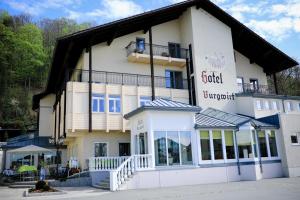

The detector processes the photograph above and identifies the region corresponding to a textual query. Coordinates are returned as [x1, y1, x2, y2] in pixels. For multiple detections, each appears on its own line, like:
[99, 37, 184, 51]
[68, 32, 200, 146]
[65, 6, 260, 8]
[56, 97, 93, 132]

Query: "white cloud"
[271, 1, 300, 18]
[246, 18, 294, 40]
[4, 0, 82, 16]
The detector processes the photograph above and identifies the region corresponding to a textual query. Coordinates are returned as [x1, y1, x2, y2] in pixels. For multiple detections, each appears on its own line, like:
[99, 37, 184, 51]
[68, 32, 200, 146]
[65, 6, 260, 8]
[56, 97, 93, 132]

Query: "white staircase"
[90, 154, 153, 191]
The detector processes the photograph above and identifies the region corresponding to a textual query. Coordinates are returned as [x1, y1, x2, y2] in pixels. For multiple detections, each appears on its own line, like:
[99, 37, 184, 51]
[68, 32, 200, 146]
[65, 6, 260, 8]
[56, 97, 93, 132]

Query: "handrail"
[109, 154, 152, 191]
[70, 69, 188, 90]
[237, 83, 275, 95]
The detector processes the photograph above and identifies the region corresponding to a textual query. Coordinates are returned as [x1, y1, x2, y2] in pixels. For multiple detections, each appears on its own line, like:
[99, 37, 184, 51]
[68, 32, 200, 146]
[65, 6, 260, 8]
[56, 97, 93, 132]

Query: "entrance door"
[119, 143, 130, 156]
[135, 132, 148, 155]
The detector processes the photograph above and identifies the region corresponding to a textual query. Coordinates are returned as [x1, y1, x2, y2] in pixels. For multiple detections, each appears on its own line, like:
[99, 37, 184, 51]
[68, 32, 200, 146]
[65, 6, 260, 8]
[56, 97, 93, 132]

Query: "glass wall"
[180, 131, 193, 165]
[200, 130, 211, 160]
[212, 130, 223, 160]
[154, 131, 167, 166]
[236, 130, 252, 159]
[258, 131, 268, 157]
[167, 131, 180, 165]
[224, 130, 235, 159]
[268, 130, 278, 157]
[154, 131, 192, 166]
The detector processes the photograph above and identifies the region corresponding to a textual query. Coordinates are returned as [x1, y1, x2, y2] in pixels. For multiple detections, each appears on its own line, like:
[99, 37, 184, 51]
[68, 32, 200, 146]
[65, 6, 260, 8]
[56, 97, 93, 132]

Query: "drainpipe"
[233, 129, 241, 175]
[149, 27, 155, 101]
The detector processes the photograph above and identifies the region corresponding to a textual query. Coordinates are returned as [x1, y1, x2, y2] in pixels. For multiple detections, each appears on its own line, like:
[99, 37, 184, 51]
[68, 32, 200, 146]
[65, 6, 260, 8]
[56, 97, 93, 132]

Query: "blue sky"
[1, 0, 299, 60]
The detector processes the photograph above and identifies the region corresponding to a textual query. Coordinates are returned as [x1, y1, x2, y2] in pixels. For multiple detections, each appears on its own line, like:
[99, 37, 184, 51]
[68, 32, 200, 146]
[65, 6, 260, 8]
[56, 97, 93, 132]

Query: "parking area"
[0, 177, 300, 200]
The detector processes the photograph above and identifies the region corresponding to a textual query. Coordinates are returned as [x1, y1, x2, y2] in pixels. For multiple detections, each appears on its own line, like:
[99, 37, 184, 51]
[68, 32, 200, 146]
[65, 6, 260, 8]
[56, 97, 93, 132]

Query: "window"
[268, 131, 278, 157]
[136, 37, 145, 53]
[136, 132, 148, 154]
[272, 101, 279, 110]
[212, 130, 223, 160]
[200, 130, 211, 160]
[286, 101, 293, 112]
[225, 131, 235, 159]
[165, 70, 183, 89]
[119, 143, 130, 156]
[291, 133, 300, 144]
[236, 130, 253, 159]
[256, 100, 262, 110]
[168, 42, 181, 58]
[264, 101, 270, 110]
[252, 131, 258, 158]
[298, 103, 300, 111]
[92, 94, 105, 112]
[154, 131, 192, 166]
[94, 143, 107, 157]
[180, 131, 193, 165]
[140, 96, 151, 106]
[236, 77, 244, 93]
[154, 131, 167, 166]
[109, 95, 121, 113]
[258, 131, 268, 157]
[250, 79, 259, 91]
[167, 131, 180, 165]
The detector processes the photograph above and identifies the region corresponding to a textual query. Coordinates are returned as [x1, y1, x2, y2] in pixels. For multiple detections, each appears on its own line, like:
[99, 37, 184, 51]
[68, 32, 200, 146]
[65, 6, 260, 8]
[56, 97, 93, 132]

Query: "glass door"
[154, 131, 167, 166]
[167, 131, 180, 165]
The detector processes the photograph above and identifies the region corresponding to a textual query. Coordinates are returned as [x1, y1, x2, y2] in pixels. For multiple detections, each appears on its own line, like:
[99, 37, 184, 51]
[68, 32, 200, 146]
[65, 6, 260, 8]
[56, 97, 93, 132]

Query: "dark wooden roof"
[33, 0, 298, 109]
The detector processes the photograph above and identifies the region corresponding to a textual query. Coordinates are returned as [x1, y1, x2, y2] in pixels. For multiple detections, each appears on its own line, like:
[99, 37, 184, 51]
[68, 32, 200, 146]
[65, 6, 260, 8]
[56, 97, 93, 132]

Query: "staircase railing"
[89, 156, 129, 171]
[110, 154, 152, 191]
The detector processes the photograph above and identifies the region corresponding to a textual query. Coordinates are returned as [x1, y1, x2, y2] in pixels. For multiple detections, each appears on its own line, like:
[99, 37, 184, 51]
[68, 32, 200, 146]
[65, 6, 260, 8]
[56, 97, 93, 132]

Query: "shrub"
[35, 180, 46, 190]
[43, 185, 50, 191]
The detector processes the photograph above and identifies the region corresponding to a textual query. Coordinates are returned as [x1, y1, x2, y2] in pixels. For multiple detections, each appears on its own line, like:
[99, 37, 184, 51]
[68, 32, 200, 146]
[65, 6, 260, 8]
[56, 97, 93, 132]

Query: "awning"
[7, 145, 52, 153]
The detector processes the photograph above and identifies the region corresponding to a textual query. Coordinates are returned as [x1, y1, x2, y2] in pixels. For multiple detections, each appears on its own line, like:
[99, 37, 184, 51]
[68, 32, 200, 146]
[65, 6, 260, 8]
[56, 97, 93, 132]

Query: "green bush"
[43, 185, 50, 191]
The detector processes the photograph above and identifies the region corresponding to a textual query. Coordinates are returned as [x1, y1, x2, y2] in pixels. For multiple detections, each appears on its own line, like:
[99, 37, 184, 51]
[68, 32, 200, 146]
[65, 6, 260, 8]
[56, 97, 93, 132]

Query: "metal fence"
[70, 69, 188, 89]
[125, 41, 188, 59]
[237, 83, 276, 95]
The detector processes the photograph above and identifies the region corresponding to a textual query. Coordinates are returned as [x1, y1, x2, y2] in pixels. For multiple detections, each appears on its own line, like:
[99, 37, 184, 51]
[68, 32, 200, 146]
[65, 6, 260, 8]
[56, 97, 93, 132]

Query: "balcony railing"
[70, 69, 188, 90]
[237, 83, 276, 95]
[125, 41, 188, 59]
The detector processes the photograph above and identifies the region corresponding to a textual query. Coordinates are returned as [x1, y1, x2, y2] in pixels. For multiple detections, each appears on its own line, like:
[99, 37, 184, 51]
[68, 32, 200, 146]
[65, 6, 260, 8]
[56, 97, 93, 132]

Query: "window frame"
[92, 94, 105, 113]
[109, 95, 121, 113]
[94, 142, 108, 157]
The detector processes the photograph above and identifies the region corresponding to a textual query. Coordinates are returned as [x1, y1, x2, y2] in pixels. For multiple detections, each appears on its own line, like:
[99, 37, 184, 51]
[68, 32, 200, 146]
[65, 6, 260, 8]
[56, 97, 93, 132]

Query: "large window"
[165, 70, 183, 89]
[154, 131, 192, 166]
[268, 131, 278, 157]
[94, 143, 107, 157]
[154, 131, 167, 166]
[236, 130, 252, 159]
[200, 130, 211, 160]
[225, 130, 235, 159]
[212, 130, 223, 160]
[168, 42, 181, 58]
[109, 95, 121, 113]
[258, 131, 268, 157]
[252, 131, 258, 158]
[92, 94, 105, 112]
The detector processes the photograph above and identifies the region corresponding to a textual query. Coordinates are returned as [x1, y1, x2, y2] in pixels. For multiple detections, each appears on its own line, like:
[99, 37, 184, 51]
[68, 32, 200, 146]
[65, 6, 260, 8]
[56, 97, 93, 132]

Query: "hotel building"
[28, 0, 300, 190]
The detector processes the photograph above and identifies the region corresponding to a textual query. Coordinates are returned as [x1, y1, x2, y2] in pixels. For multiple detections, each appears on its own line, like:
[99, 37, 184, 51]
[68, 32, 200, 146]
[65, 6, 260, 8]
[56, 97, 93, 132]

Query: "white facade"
[35, 3, 300, 190]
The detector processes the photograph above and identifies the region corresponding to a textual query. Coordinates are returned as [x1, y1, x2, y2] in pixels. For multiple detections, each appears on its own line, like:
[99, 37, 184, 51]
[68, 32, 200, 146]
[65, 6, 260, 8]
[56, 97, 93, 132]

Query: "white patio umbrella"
[8, 145, 52, 153]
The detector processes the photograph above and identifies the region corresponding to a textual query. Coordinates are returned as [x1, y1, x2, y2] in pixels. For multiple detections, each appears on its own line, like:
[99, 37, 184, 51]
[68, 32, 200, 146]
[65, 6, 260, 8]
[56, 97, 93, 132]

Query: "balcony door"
[165, 70, 183, 89]
[236, 77, 244, 93]
[168, 42, 181, 58]
[136, 37, 145, 53]
[250, 79, 259, 92]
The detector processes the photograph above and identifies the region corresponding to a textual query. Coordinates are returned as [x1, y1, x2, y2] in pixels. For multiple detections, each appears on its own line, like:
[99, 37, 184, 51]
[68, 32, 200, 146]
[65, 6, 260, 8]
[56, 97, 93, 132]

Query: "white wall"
[235, 51, 267, 86]
[278, 113, 300, 177]
[190, 7, 237, 112]
[39, 94, 55, 137]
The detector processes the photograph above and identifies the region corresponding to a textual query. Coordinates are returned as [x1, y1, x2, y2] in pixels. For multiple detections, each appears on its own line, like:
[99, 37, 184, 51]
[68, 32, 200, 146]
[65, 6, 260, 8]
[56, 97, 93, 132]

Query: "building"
[32, 0, 300, 190]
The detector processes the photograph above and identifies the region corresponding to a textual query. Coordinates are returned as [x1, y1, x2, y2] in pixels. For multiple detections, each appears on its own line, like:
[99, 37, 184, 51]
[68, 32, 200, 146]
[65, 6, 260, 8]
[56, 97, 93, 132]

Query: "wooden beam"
[149, 27, 155, 101]
[88, 46, 92, 132]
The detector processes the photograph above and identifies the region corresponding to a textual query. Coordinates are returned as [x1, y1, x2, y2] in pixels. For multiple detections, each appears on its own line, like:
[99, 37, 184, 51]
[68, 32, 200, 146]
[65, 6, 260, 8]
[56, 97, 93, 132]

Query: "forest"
[0, 10, 299, 131]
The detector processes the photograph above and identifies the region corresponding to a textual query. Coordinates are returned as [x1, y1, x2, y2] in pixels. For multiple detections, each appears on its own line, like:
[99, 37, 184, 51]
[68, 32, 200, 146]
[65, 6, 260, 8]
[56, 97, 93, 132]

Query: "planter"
[23, 188, 66, 197]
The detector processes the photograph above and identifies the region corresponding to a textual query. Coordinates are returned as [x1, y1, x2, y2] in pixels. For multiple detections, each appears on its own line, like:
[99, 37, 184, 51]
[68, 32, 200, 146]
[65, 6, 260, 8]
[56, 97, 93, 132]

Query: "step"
[9, 184, 34, 188]
[92, 184, 110, 190]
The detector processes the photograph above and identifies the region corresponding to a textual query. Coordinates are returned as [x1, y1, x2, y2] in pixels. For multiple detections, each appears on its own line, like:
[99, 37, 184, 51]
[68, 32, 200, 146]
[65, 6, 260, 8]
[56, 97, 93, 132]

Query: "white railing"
[110, 154, 152, 191]
[89, 156, 129, 171]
